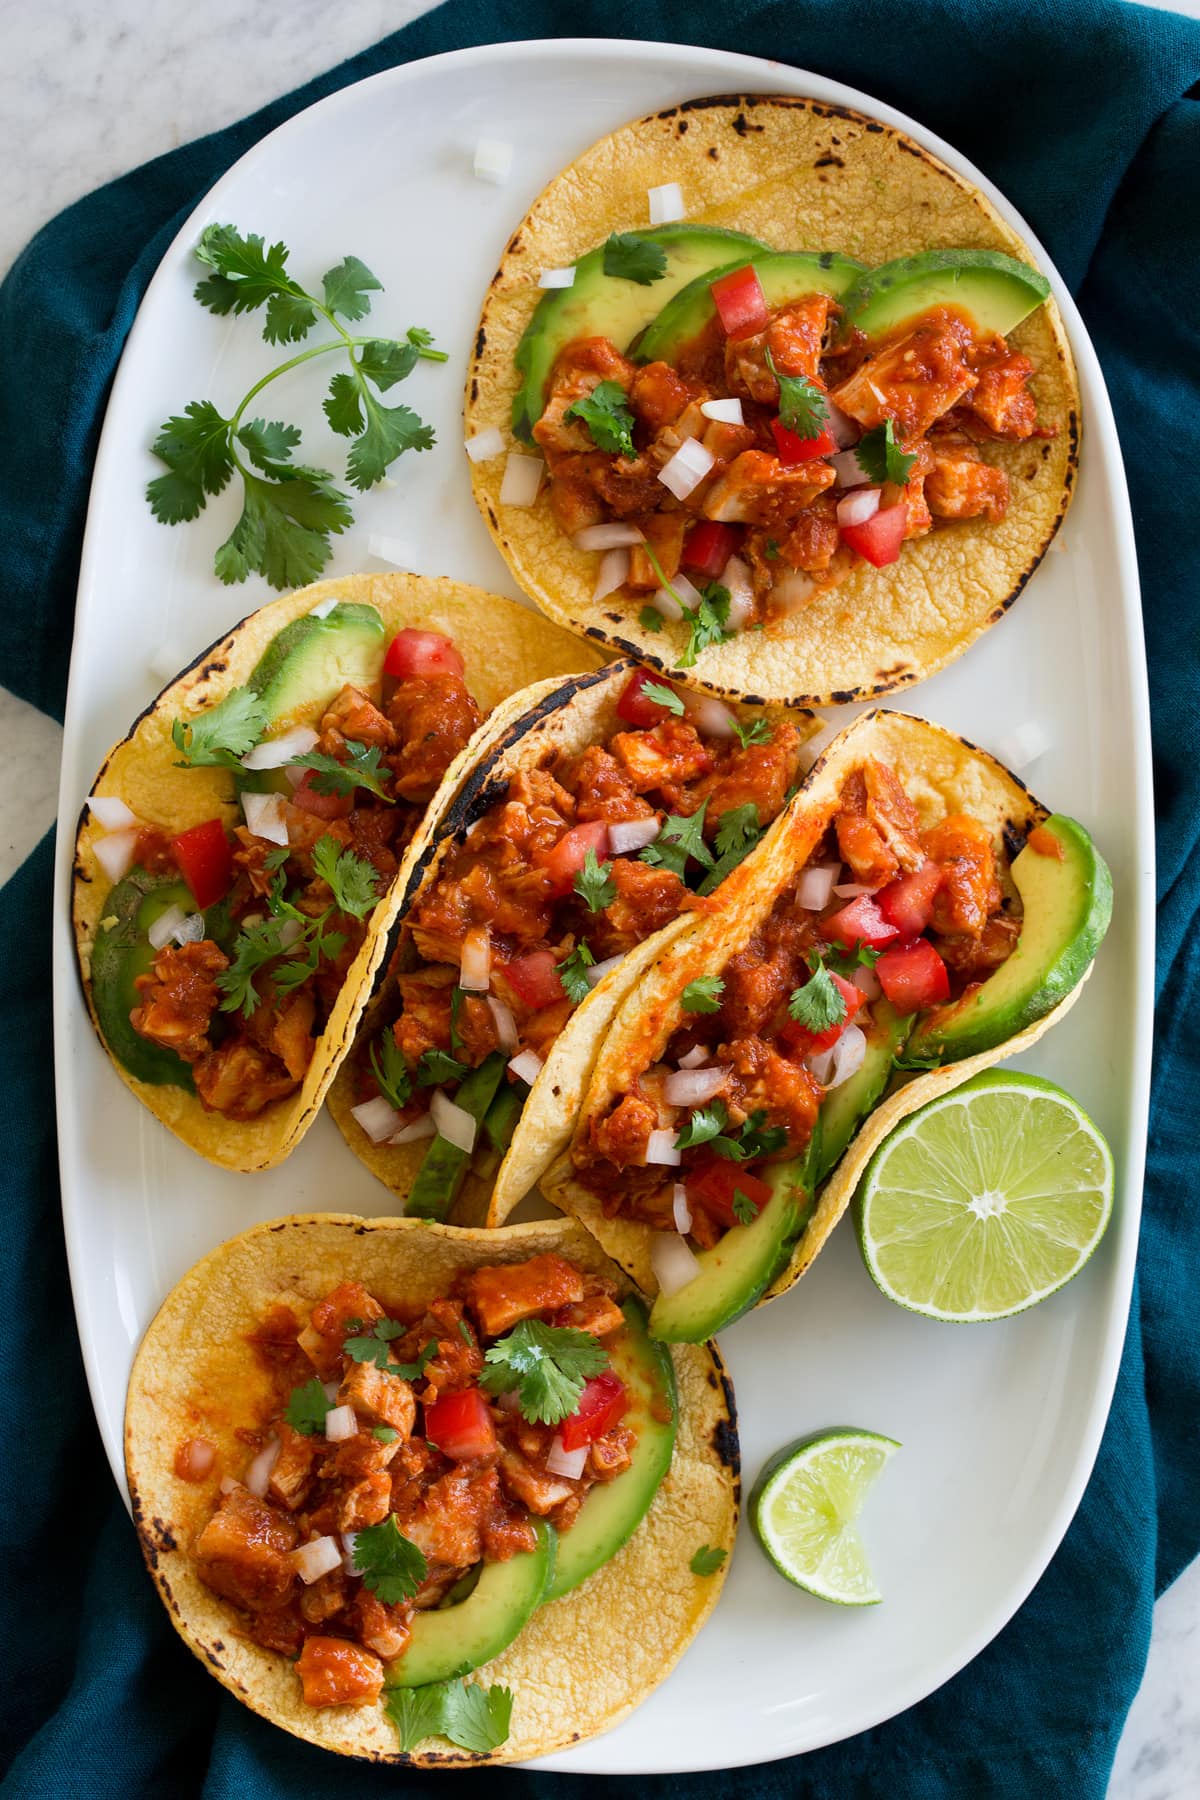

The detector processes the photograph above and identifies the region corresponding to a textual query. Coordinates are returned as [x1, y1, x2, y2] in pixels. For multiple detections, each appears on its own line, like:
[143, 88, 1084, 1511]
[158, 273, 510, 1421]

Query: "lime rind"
[855, 1071, 1115, 1323]
[751, 1428, 899, 1606]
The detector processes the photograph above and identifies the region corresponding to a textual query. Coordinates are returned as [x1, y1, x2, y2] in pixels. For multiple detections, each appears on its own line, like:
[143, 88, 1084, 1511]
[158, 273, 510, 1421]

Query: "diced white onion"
[538, 266, 576, 289]
[308, 598, 339, 620]
[658, 437, 715, 501]
[700, 397, 745, 425]
[796, 863, 840, 912]
[593, 547, 630, 602]
[645, 1128, 681, 1167]
[652, 1230, 702, 1296]
[324, 1405, 357, 1443]
[834, 882, 876, 899]
[352, 1096, 405, 1144]
[508, 1049, 544, 1085]
[574, 522, 644, 551]
[245, 1437, 281, 1498]
[608, 816, 660, 855]
[678, 1044, 710, 1070]
[323, 1381, 340, 1402]
[546, 1436, 589, 1480]
[459, 926, 492, 992]
[285, 763, 307, 790]
[148, 905, 188, 952]
[837, 488, 882, 528]
[650, 586, 684, 623]
[659, 571, 703, 614]
[585, 953, 625, 989]
[853, 964, 882, 1001]
[473, 136, 513, 184]
[830, 448, 871, 489]
[772, 571, 817, 612]
[495, 1389, 522, 1415]
[464, 426, 506, 464]
[88, 794, 137, 831]
[278, 918, 304, 950]
[94, 830, 140, 885]
[686, 695, 739, 740]
[807, 1023, 867, 1090]
[648, 182, 685, 225]
[664, 1065, 729, 1108]
[996, 720, 1054, 773]
[827, 401, 861, 449]
[673, 1183, 693, 1234]
[722, 555, 756, 632]
[431, 1089, 477, 1153]
[366, 533, 414, 568]
[294, 1535, 342, 1585]
[340, 1531, 360, 1576]
[174, 911, 206, 946]
[241, 791, 289, 847]
[241, 725, 318, 771]
[218, 1475, 241, 1497]
[486, 995, 519, 1053]
[499, 452, 544, 507]
[389, 1114, 438, 1146]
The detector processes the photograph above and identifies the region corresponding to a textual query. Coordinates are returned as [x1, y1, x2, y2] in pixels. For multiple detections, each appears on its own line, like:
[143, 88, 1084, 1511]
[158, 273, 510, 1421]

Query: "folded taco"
[466, 94, 1079, 705]
[72, 572, 596, 1171]
[540, 710, 1111, 1342]
[327, 660, 818, 1224]
[125, 1212, 737, 1765]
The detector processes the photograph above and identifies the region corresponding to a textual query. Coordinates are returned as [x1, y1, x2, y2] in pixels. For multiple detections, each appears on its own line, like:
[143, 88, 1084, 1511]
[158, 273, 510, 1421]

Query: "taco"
[125, 1212, 737, 1765]
[465, 94, 1079, 705]
[540, 710, 1111, 1342]
[73, 572, 597, 1171]
[327, 659, 819, 1225]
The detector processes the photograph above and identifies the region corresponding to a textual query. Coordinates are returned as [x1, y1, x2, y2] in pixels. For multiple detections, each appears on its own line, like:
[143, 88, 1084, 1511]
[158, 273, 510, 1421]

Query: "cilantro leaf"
[373, 1426, 399, 1443]
[680, 583, 734, 669]
[731, 1189, 758, 1225]
[690, 1544, 728, 1576]
[439, 1681, 514, 1753]
[353, 1514, 428, 1604]
[765, 538, 781, 560]
[675, 1100, 735, 1152]
[639, 606, 664, 633]
[215, 917, 289, 1017]
[343, 1321, 437, 1376]
[788, 952, 848, 1033]
[682, 976, 724, 1014]
[714, 803, 761, 860]
[416, 1048, 470, 1087]
[285, 1376, 330, 1436]
[147, 401, 236, 522]
[235, 417, 303, 471]
[370, 1030, 412, 1111]
[738, 1110, 789, 1159]
[732, 716, 772, 749]
[565, 381, 636, 459]
[193, 226, 312, 337]
[480, 1319, 608, 1426]
[853, 418, 917, 485]
[827, 941, 882, 975]
[295, 739, 394, 801]
[345, 397, 436, 491]
[171, 685, 267, 767]
[213, 467, 352, 589]
[312, 835, 381, 919]
[574, 848, 617, 914]
[602, 232, 669, 285]
[765, 348, 829, 440]
[385, 1684, 447, 1753]
[640, 801, 714, 879]
[323, 371, 364, 438]
[641, 680, 685, 717]
[559, 942, 596, 1005]
[358, 339, 420, 391]
[321, 254, 382, 322]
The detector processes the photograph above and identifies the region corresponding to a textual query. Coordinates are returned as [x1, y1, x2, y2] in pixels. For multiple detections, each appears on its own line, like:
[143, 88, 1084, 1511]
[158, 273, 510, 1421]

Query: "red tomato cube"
[559, 1372, 630, 1452]
[290, 768, 354, 820]
[840, 503, 908, 569]
[777, 971, 863, 1054]
[685, 1158, 774, 1230]
[615, 669, 682, 729]
[710, 265, 770, 339]
[536, 822, 610, 898]
[499, 951, 566, 1009]
[875, 938, 951, 1012]
[770, 418, 837, 464]
[681, 521, 740, 580]
[170, 818, 233, 910]
[384, 629, 465, 680]
[877, 862, 944, 938]
[423, 1387, 496, 1462]
[824, 895, 901, 951]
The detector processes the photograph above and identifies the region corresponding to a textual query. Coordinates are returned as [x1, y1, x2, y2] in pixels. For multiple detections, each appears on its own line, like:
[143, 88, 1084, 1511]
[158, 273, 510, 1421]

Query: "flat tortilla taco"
[327, 660, 818, 1224]
[73, 572, 598, 1171]
[125, 1212, 737, 1765]
[465, 94, 1079, 705]
[541, 710, 1111, 1342]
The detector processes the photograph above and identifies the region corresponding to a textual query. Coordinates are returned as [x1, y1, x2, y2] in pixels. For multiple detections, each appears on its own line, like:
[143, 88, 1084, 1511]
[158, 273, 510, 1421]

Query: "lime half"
[856, 1070, 1114, 1323]
[751, 1428, 899, 1604]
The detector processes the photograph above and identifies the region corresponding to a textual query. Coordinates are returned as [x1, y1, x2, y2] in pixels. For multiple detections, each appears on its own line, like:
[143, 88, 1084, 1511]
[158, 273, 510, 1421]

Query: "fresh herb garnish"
[386, 1679, 514, 1754]
[680, 582, 735, 669]
[639, 605, 664, 632]
[731, 716, 772, 749]
[311, 833, 382, 919]
[826, 941, 882, 975]
[788, 951, 848, 1034]
[601, 232, 669, 286]
[343, 1319, 438, 1378]
[675, 1100, 736, 1153]
[714, 803, 761, 860]
[675, 1100, 787, 1162]
[640, 680, 685, 717]
[639, 800, 714, 880]
[216, 835, 379, 1018]
[479, 1319, 608, 1426]
[559, 942, 596, 1005]
[284, 1377, 331, 1436]
[574, 848, 617, 914]
[731, 1190, 758, 1225]
[738, 1110, 789, 1159]
[370, 1030, 412, 1111]
[853, 418, 917, 485]
[147, 224, 444, 589]
[295, 739, 393, 802]
[682, 976, 724, 1014]
[765, 538, 781, 560]
[449, 984, 465, 1054]
[690, 1544, 728, 1576]
[416, 1048, 470, 1087]
[353, 1514, 428, 1604]
[765, 348, 829, 440]
[171, 686, 268, 767]
[565, 381, 637, 459]
[263, 844, 291, 872]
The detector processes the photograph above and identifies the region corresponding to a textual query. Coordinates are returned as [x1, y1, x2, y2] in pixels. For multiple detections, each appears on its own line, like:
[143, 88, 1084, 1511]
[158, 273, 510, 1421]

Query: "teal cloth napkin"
[3, 3, 1199, 1794]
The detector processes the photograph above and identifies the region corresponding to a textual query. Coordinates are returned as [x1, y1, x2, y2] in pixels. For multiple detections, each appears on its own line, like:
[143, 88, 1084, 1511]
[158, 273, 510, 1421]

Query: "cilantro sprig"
[172, 686, 268, 767]
[765, 348, 829, 440]
[285, 1377, 331, 1436]
[342, 1317, 438, 1378]
[675, 1100, 787, 1162]
[565, 381, 637, 459]
[696, 803, 765, 897]
[682, 976, 724, 1014]
[295, 739, 394, 802]
[680, 582, 735, 668]
[416, 1048, 470, 1087]
[386, 1679, 514, 1754]
[147, 224, 445, 589]
[370, 1030, 413, 1110]
[731, 1190, 758, 1225]
[353, 1514, 428, 1604]
[788, 951, 848, 1035]
[479, 1319, 608, 1426]
[732, 716, 772, 750]
[853, 418, 917, 486]
[602, 232, 669, 286]
[559, 942, 596, 1005]
[640, 680, 685, 717]
[574, 849, 617, 914]
[640, 800, 714, 880]
[690, 1544, 728, 1576]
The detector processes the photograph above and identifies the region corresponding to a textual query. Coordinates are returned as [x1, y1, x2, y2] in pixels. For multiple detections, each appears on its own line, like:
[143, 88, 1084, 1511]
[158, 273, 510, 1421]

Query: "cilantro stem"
[227, 334, 433, 436]
[642, 539, 688, 613]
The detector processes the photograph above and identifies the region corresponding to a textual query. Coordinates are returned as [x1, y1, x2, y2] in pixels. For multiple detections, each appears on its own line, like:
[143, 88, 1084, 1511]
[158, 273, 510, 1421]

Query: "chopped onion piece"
[648, 182, 685, 224]
[538, 266, 575, 289]
[245, 1437, 281, 1498]
[324, 1405, 357, 1443]
[464, 426, 506, 464]
[241, 791, 289, 847]
[278, 918, 304, 950]
[508, 1049, 544, 1085]
[827, 401, 861, 449]
[573, 522, 644, 551]
[830, 447, 870, 489]
[94, 829, 140, 885]
[366, 533, 413, 568]
[473, 136, 513, 184]
[219, 1475, 241, 1497]
[309, 598, 338, 619]
[459, 926, 492, 992]
[651, 586, 684, 623]
[431, 1089, 477, 1154]
[323, 1381, 340, 1402]
[678, 1044, 710, 1070]
[608, 817, 660, 855]
[686, 695, 739, 740]
[673, 1183, 693, 1234]
[487, 996, 519, 1054]
[148, 905, 188, 952]
[837, 488, 882, 528]
[660, 571, 703, 614]
[592, 547, 630, 602]
[645, 1128, 681, 1167]
[772, 571, 817, 612]
[88, 794, 137, 831]
[723, 555, 755, 632]
[657, 437, 714, 501]
[340, 1531, 360, 1576]
[585, 953, 625, 989]
[996, 720, 1054, 773]
[546, 1435, 589, 1480]
[285, 763, 307, 790]
[294, 1535, 342, 1585]
[174, 911, 206, 946]
[652, 1231, 702, 1296]
[499, 452, 544, 507]
[351, 1096, 404, 1144]
[700, 397, 745, 425]
[796, 863, 840, 911]
[241, 725, 318, 771]
[664, 1065, 729, 1108]
[853, 964, 882, 1001]
[389, 1114, 437, 1146]
[807, 1023, 867, 1090]
[834, 881, 876, 899]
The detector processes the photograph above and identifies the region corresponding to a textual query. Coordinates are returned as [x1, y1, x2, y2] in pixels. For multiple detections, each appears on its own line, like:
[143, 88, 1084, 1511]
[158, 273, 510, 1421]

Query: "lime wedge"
[855, 1070, 1114, 1323]
[750, 1428, 899, 1604]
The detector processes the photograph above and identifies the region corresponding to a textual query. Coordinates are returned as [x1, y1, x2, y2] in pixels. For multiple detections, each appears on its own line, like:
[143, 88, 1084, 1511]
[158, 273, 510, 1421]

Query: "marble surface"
[2, 4, 1197, 1794]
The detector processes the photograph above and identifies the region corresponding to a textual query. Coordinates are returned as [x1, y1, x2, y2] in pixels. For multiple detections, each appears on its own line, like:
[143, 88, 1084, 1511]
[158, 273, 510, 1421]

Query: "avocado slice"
[545, 1297, 677, 1600]
[195, 600, 386, 751]
[511, 224, 767, 441]
[814, 1001, 911, 1183]
[635, 249, 866, 367]
[903, 815, 1112, 1066]
[90, 871, 202, 1088]
[841, 249, 1051, 341]
[406, 1054, 509, 1221]
[386, 1520, 555, 1687]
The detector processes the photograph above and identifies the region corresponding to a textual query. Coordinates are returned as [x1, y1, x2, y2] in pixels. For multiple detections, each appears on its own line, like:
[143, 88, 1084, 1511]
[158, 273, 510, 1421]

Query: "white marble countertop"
[2, 4, 1197, 1793]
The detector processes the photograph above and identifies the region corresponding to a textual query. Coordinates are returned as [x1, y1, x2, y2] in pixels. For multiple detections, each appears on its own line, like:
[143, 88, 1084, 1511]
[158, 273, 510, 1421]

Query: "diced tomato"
[681, 521, 739, 580]
[615, 669, 682, 729]
[290, 769, 353, 820]
[423, 1387, 497, 1462]
[501, 950, 566, 1009]
[383, 628, 465, 681]
[559, 1372, 630, 1452]
[536, 821, 610, 898]
[877, 862, 944, 938]
[770, 418, 837, 464]
[710, 265, 769, 339]
[840, 503, 907, 569]
[778, 972, 863, 1055]
[170, 818, 233, 910]
[685, 1158, 773, 1231]
[824, 895, 900, 951]
[875, 938, 951, 1012]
